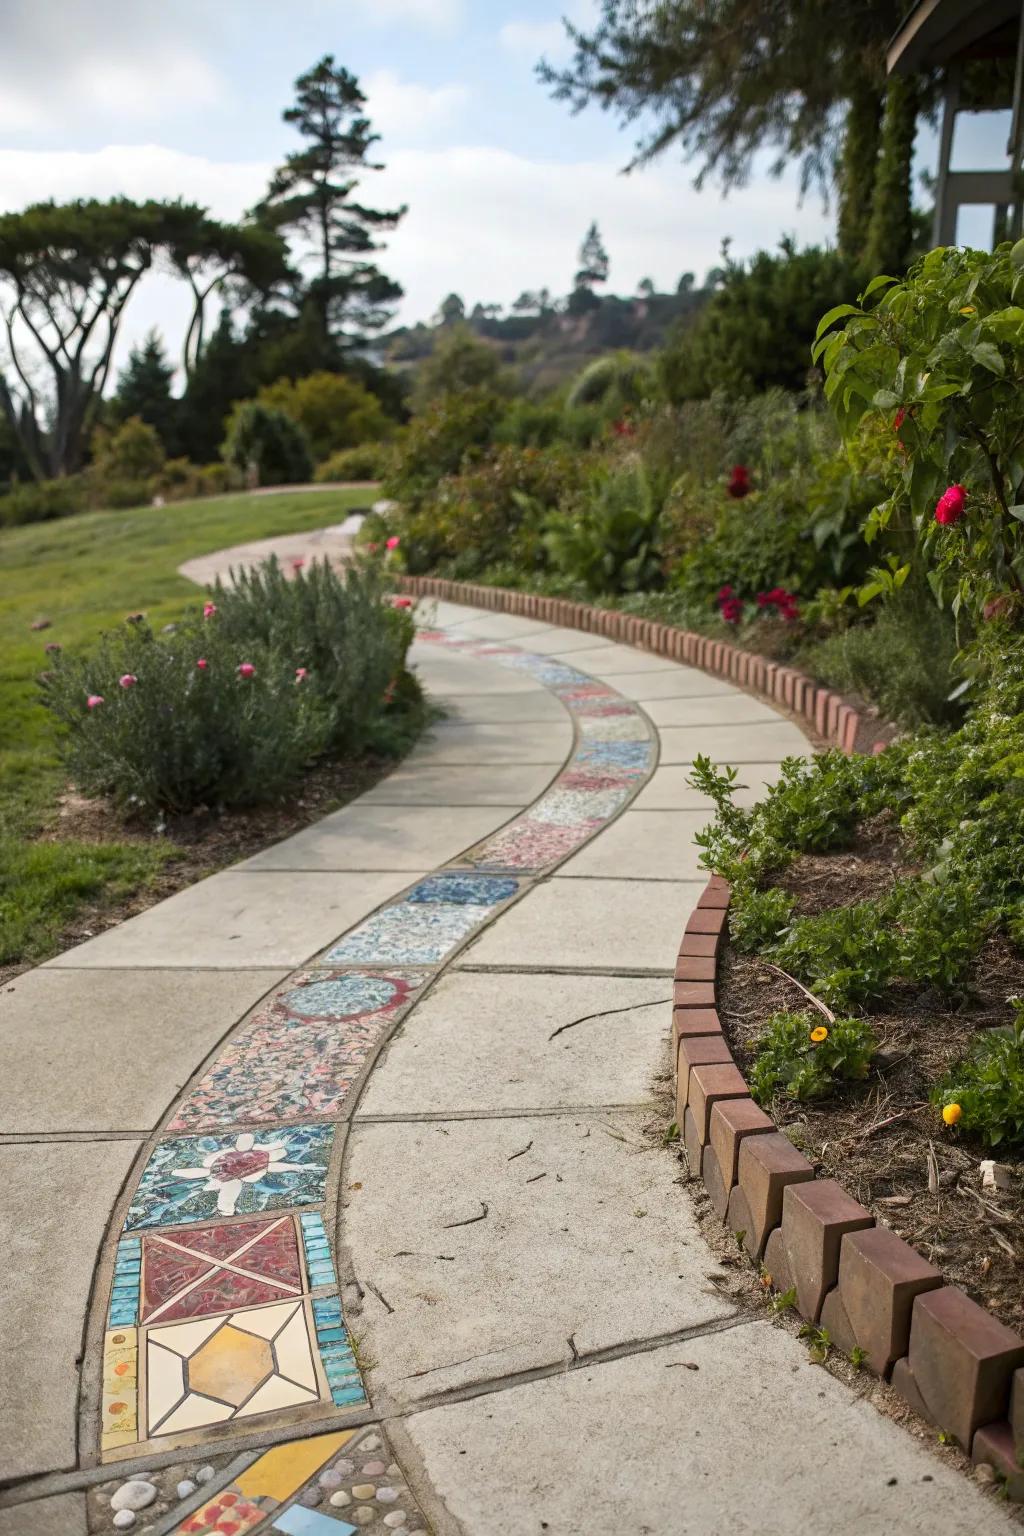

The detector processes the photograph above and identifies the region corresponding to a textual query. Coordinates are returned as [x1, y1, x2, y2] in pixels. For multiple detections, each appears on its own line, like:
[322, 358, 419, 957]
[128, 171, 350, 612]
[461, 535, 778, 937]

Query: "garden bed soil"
[0, 750, 400, 988]
[717, 818, 1024, 1334]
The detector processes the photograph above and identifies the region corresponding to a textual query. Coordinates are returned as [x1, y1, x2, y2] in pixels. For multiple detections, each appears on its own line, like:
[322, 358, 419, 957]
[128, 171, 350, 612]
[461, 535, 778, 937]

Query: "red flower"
[893, 408, 906, 432]
[392, 596, 412, 608]
[717, 585, 734, 601]
[612, 417, 636, 438]
[237, 661, 255, 678]
[196, 658, 209, 670]
[727, 465, 751, 499]
[934, 484, 967, 526]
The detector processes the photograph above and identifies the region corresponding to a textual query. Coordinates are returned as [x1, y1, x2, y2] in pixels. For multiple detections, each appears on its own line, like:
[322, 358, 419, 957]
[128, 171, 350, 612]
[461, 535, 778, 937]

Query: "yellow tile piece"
[188, 1323, 274, 1407]
[101, 1328, 138, 1455]
[235, 1429, 355, 1502]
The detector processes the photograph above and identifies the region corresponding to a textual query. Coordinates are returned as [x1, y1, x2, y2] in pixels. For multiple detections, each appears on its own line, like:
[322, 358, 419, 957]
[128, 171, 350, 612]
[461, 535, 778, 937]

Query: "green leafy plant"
[543, 461, 667, 595]
[933, 1001, 1024, 1149]
[749, 1009, 878, 1104]
[222, 402, 314, 487]
[815, 242, 1024, 624]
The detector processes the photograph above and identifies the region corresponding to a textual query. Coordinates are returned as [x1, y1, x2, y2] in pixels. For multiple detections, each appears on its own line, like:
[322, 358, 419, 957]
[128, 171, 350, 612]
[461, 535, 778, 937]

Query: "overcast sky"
[0, 0, 962, 382]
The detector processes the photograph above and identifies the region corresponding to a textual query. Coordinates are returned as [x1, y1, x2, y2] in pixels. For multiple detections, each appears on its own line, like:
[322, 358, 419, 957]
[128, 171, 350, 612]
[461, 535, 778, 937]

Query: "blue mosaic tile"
[280, 973, 406, 1017]
[124, 1125, 334, 1232]
[406, 873, 518, 905]
[312, 1295, 365, 1407]
[325, 901, 494, 965]
[575, 740, 653, 772]
[300, 1212, 337, 1290]
[107, 1236, 142, 1327]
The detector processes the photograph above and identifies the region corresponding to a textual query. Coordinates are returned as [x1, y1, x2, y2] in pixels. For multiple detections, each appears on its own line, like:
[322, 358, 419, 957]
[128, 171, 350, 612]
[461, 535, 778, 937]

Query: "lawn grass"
[1, 487, 373, 966]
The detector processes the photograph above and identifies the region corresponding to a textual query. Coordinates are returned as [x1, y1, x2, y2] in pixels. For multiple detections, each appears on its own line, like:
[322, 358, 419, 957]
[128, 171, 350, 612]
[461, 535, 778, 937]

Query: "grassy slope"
[1, 487, 371, 965]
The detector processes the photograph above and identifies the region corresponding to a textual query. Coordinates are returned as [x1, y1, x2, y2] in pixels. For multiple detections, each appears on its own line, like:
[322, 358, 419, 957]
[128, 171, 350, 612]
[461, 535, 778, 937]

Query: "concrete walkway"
[0, 598, 1015, 1536]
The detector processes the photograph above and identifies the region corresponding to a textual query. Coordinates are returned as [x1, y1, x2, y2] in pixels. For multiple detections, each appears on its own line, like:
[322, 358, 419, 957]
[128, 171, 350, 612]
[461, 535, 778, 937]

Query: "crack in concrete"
[547, 995, 672, 1042]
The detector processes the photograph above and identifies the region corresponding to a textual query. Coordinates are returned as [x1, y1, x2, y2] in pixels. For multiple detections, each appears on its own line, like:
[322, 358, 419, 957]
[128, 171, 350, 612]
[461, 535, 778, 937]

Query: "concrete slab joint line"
[676, 871, 1024, 1512]
[7, 585, 1009, 1535]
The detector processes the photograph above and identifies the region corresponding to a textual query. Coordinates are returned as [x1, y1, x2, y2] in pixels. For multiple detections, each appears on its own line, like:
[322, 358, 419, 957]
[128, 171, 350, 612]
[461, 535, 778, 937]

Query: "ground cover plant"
[0, 486, 400, 969]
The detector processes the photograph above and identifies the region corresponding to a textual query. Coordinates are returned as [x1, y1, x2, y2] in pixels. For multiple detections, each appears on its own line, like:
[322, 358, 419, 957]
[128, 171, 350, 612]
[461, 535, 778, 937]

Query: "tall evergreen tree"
[575, 222, 610, 289]
[256, 56, 406, 350]
[113, 330, 178, 454]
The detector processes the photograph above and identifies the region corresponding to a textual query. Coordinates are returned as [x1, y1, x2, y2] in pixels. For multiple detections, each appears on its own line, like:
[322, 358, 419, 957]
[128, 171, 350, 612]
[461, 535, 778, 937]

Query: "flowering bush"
[815, 242, 1024, 624]
[933, 1001, 1024, 1150]
[42, 558, 421, 815]
[749, 1010, 878, 1105]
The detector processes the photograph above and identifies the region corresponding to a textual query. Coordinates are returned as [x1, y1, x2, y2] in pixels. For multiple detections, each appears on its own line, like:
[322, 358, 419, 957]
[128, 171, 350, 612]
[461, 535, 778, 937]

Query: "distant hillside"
[382, 286, 710, 395]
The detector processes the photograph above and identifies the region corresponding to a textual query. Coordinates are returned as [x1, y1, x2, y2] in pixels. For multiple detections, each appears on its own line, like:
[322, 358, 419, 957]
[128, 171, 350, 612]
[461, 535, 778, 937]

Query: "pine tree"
[575, 222, 610, 289]
[256, 56, 406, 349]
[113, 331, 178, 455]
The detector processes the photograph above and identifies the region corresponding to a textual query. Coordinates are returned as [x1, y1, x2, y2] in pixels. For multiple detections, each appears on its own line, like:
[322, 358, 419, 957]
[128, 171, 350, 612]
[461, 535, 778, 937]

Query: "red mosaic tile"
[141, 1216, 303, 1324]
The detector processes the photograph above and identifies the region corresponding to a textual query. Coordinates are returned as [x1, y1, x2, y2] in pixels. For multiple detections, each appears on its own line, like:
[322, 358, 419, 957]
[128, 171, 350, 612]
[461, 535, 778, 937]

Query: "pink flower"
[237, 662, 255, 678]
[386, 535, 400, 551]
[44, 642, 61, 654]
[203, 601, 218, 618]
[392, 596, 412, 608]
[935, 484, 967, 526]
[291, 556, 306, 571]
[87, 694, 104, 709]
[196, 658, 209, 670]
[295, 667, 309, 683]
[118, 673, 137, 689]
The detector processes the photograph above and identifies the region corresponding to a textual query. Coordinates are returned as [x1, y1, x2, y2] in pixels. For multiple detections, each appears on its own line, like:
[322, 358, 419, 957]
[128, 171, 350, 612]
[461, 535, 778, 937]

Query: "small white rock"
[196, 1466, 216, 1484]
[177, 1479, 197, 1500]
[329, 1491, 352, 1507]
[112, 1513, 136, 1531]
[111, 1482, 157, 1513]
[383, 1513, 408, 1529]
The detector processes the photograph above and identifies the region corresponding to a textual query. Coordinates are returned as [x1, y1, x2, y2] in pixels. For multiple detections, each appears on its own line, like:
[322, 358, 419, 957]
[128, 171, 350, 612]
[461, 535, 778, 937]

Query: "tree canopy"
[255, 55, 406, 349]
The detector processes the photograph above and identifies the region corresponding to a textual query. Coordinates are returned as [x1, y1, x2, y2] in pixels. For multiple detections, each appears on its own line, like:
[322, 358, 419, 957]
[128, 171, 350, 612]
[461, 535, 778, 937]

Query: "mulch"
[718, 818, 1024, 1333]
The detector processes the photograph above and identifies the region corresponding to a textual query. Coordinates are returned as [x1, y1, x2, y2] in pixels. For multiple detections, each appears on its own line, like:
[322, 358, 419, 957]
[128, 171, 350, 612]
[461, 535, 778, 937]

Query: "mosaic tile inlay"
[125, 1126, 334, 1231]
[145, 1299, 324, 1437]
[140, 1216, 305, 1324]
[93, 620, 655, 1504]
[169, 971, 424, 1132]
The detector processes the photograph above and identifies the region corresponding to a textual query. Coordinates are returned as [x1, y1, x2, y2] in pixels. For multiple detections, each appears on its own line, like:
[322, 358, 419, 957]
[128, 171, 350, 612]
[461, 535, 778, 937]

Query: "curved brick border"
[674, 877, 1024, 1498]
[397, 576, 893, 756]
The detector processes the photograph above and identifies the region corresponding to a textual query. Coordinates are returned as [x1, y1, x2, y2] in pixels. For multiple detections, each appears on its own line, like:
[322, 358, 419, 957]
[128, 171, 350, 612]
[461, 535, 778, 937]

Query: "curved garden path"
[0, 595, 1016, 1536]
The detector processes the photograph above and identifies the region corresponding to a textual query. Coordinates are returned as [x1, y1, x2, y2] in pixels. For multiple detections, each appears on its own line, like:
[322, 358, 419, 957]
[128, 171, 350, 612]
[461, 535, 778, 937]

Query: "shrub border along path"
[399, 577, 1024, 1502]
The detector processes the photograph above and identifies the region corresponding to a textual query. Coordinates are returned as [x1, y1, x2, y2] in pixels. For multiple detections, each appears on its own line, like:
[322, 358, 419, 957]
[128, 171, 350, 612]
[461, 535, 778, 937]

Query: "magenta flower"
[237, 662, 255, 678]
[87, 694, 104, 709]
[295, 667, 309, 683]
[291, 556, 306, 571]
[386, 535, 400, 550]
[196, 658, 209, 670]
[119, 673, 137, 689]
[934, 484, 967, 526]
[203, 601, 218, 618]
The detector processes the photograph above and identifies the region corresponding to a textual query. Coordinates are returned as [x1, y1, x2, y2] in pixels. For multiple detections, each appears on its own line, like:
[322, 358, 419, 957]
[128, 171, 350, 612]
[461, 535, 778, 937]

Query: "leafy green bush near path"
[934, 1004, 1024, 1150]
[688, 634, 1024, 1013]
[41, 560, 419, 817]
[749, 1010, 878, 1105]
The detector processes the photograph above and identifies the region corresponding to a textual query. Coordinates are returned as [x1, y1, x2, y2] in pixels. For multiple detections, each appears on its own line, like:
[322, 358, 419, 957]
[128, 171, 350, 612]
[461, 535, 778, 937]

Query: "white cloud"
[0, 140, 835, 386]
[499, 1, 598, 62]
[364, 70, 470, 143]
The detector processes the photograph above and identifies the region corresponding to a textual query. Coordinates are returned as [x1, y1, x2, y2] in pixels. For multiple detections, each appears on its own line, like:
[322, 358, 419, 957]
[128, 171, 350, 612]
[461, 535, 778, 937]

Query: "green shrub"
[95, 477, 157, 510]
[0, 476, 88, 527]
[805, 591, 963, 727]
[41, 617, 328, 816]
[41, 559, 420, 815]
[660, 242, 854, 401]
[382, 389, 498, 510]
[257, 372, 391, 461]
[543, 461, 667, 596]
[196, 463, 236, 497]
[749, 1010, 878, 1105]
[315, 442, 394, 482]
[565, 351, 656, 413]
[933, 1002, 1024, 1150]
[211, 557, 418, 755]
[91, 416, 166, 482]
[222, 402, 314, 487]
[492, 398, 606, 451]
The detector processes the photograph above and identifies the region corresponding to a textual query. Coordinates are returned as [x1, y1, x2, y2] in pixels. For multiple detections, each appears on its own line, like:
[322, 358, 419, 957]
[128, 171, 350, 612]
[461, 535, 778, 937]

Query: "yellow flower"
[942, 1102, 962, 1126]
[810, 1025, 829, 1044]
[959, 305, 975, 315]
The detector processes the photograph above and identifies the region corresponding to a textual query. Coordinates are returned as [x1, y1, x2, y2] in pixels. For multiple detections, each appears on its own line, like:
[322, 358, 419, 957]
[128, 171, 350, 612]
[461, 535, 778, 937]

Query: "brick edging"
[397, 576, 891, 755]
[675, 878, 1024, 1495]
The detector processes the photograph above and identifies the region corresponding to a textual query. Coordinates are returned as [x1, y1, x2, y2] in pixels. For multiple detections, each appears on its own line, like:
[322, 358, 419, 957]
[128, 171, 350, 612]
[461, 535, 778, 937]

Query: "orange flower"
[941, 1103, 962, 1127]
[809, 1025, 828, 1044]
